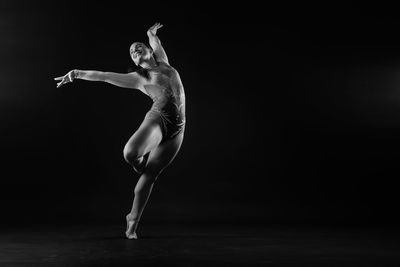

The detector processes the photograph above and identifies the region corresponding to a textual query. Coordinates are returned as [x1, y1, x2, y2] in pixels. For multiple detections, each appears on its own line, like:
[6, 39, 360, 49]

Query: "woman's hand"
[147, 22, 163, 36]
[54, 70, 77, 88]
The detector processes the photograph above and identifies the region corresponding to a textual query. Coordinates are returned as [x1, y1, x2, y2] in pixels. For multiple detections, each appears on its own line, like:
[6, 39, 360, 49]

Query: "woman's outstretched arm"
[147, 22, 169, 64]
[54, 70, 147, 93]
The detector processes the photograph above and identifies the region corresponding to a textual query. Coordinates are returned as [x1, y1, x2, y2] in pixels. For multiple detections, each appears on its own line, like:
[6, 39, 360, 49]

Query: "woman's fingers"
[55, 74, 70, 88]
[68, 72, 73, 82]
[56, 80, 64, 88]
[150, 22, 163, 31]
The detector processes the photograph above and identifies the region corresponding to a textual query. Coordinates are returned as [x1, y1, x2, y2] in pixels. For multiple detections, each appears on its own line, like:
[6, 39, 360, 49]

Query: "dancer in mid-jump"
[55, 23, 186, 239]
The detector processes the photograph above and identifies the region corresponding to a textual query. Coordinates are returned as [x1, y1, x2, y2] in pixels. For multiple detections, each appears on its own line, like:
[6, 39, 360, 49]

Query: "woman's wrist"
[73, 69, 80, 79]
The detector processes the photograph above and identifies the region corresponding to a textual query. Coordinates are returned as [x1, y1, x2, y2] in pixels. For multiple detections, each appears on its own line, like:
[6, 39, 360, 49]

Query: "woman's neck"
[140, 57, 158, 70]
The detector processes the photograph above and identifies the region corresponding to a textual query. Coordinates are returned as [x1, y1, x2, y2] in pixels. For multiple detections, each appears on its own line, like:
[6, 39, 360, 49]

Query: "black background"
[1, 1, 400, 226]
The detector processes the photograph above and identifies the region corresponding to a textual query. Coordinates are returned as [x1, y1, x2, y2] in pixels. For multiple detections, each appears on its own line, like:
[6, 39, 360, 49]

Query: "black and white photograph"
[1, 1, 400, 266]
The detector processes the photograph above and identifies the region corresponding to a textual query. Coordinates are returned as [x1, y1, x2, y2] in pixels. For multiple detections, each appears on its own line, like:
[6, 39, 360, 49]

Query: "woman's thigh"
[145, 131, 184, 177]
[124, 119, 163, 160]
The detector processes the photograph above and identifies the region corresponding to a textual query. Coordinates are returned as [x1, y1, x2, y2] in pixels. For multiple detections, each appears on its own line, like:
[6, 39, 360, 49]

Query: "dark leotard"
[142, 63, 186, 143]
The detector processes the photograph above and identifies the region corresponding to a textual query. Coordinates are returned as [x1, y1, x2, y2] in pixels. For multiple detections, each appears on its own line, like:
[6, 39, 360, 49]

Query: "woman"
[54, 23, 186, 240]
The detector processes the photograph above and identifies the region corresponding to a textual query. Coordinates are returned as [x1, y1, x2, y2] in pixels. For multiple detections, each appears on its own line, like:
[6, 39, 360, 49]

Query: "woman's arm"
[54, 70, 147, 93]
[147, 22, 169, 64]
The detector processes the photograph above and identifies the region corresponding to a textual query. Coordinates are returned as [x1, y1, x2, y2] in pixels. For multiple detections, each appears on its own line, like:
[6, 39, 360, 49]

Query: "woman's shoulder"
[157, 61, 178, 74]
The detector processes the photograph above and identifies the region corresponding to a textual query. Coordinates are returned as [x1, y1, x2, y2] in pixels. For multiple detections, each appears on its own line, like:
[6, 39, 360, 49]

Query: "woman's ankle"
[127, 213, 139, 221]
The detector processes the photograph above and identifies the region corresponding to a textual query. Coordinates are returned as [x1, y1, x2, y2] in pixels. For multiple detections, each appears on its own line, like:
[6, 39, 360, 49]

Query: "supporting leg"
[125, 172, 157, 239]
[125, 132, 184, 240]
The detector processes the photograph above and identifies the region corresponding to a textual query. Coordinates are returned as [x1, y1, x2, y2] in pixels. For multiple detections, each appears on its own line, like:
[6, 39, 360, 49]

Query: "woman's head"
[130, 42, 153, 66]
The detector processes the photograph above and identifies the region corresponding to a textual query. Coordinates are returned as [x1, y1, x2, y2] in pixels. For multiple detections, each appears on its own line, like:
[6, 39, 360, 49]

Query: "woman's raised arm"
[147, 22, 169, 65]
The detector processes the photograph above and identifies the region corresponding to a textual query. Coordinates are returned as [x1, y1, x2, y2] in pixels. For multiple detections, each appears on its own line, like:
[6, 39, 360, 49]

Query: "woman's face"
[130, 42, 152, 65]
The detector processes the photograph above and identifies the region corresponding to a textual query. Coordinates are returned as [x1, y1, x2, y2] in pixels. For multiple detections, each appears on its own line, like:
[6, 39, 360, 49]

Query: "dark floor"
[1, 222, 400, 267]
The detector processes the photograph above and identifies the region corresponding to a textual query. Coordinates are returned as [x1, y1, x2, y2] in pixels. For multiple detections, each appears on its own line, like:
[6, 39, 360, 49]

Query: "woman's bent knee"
[123, 146, 140, 165]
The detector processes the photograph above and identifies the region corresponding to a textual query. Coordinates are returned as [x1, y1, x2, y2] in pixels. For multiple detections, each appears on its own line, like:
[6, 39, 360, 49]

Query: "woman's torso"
[143, 62, 186, 124]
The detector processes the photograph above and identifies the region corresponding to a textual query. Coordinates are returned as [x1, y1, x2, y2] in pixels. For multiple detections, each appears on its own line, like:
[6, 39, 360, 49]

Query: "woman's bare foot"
[132, 153, 150, 175]
[125, 214, 139, 239]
